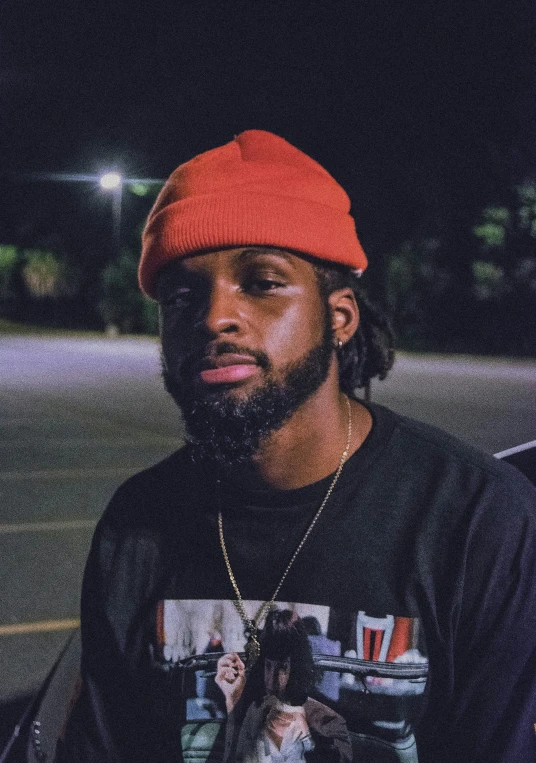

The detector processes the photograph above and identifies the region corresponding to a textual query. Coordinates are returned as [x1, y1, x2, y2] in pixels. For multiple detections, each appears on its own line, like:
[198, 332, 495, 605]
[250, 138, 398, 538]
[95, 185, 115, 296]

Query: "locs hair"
[312, 259, 395, 396]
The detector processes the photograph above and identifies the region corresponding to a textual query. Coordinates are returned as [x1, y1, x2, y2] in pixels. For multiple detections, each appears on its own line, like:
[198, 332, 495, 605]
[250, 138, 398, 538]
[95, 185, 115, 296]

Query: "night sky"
[1, 0, 536, 273]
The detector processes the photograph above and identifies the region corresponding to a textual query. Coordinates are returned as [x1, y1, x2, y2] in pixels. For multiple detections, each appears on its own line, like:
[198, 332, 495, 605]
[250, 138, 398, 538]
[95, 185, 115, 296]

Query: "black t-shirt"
[61, 402, 536, 763]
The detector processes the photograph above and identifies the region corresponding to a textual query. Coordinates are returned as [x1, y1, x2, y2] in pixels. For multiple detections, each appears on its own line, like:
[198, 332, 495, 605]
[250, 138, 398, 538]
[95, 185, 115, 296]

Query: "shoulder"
[367, 401, 535, 496]
[360, 403, 536, 555]
[84, 446, 210, 583]
[96, 446, 204, 534]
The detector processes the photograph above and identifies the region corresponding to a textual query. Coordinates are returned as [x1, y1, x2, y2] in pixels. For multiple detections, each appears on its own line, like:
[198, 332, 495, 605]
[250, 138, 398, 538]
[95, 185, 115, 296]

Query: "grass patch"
[0, 319, 159, 340]
[0, 319, 102, 337]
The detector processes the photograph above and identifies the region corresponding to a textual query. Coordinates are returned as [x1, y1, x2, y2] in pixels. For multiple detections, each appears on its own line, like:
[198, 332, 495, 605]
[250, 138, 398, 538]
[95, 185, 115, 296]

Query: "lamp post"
[99, 172, 123, 256]
[16, 171, 164, 258]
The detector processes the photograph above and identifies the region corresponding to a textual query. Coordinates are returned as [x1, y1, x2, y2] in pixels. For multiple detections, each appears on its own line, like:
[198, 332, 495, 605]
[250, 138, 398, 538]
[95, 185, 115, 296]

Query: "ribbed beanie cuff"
[139, 130, 368, 298]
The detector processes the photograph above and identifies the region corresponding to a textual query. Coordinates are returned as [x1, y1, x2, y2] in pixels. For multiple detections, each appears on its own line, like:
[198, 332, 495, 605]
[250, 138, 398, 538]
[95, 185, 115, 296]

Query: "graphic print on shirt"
[151, 600, 428, 763]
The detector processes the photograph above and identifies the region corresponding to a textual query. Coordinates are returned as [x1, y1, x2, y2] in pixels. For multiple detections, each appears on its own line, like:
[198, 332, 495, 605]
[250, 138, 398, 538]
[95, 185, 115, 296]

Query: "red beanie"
[139, 130, 368, 298]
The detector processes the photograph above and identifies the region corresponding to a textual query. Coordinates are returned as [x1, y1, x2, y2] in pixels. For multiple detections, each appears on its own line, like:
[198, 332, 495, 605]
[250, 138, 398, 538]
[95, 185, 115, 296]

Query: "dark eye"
[160, 287, 193, 309]
[245, 277, 285, 294]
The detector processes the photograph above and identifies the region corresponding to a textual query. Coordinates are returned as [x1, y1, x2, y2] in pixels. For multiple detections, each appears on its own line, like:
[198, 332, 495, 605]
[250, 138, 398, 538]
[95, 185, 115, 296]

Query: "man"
[60, 130, 536, 762]
[215, 609, 351, 762]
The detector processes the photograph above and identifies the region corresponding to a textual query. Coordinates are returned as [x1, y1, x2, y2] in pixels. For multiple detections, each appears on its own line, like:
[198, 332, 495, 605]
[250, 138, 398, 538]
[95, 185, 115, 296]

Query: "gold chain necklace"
[218, 396, 352, 669]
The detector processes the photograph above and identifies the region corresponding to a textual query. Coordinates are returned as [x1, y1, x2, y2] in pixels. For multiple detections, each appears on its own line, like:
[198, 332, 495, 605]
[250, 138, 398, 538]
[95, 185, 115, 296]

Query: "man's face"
[158, 247, 334, 465]
[264, 657, 291, 699]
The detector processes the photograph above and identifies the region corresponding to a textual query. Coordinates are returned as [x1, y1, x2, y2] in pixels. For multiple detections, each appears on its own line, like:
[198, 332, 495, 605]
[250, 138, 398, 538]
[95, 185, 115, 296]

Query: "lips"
[198, 352, 260, 384]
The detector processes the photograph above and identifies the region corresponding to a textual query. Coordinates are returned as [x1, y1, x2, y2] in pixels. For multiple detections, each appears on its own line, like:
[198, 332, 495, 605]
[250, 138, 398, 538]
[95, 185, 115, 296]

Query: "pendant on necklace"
[244, 623, 261, 669]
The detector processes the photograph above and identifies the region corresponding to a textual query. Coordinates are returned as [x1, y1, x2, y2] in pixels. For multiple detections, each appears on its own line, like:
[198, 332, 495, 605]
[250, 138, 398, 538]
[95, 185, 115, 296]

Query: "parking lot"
[1, 335, 535, 750]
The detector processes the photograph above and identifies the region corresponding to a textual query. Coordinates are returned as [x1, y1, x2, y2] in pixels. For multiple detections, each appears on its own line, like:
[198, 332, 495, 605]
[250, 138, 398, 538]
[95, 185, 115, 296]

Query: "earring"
[336, 338, 343, 350]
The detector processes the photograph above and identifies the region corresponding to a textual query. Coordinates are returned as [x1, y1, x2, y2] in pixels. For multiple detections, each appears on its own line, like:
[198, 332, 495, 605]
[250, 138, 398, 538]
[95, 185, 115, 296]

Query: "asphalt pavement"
[0, 335, 534, 748]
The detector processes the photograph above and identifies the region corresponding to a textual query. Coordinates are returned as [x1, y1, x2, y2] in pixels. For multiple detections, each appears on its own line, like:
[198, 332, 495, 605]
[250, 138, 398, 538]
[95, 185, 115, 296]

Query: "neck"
[224, 373, 372, 491]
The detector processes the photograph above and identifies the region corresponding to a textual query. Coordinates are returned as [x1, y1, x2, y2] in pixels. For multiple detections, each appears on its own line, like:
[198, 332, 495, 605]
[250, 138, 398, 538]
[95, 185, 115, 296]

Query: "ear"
[328, 288, 360, 346]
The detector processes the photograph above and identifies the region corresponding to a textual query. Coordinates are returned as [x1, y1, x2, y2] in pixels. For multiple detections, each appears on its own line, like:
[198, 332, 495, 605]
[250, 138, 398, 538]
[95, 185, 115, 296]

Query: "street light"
[15, 171, 165, 258]
[99, 172, 122, 190]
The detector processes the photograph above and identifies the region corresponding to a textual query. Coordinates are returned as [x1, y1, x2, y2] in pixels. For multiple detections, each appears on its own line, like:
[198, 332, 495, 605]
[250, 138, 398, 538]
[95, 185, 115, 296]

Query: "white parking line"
[0, 619, 80, 636]
[0, 466, 146, 481]
[0, 519, 97, 534]
[0, 437, 177, 448]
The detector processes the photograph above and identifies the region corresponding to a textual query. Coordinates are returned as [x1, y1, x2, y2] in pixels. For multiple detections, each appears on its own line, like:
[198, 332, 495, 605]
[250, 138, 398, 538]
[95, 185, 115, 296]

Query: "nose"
[202, 281, 242, 336]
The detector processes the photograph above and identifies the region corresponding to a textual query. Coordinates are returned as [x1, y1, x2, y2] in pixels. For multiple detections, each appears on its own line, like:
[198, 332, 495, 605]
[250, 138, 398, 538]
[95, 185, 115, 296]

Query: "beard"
[162, 324, 333, 468]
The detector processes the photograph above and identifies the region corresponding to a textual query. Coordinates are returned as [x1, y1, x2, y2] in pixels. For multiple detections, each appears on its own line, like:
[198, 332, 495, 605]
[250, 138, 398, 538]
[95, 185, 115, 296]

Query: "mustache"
[179, 341, 271, 377]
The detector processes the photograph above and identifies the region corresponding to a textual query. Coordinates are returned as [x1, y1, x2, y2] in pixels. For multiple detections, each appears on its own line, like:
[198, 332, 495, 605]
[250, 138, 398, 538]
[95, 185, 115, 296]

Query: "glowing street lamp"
[16, 170, 164, 257]
[99, 172, 122, 191]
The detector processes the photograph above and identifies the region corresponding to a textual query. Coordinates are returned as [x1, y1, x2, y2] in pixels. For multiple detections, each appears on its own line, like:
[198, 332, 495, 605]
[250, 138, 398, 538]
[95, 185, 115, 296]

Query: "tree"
[0, 246, 18, 303]
[99, 250, 158, 334]
[21, 250, 79, 299]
